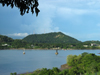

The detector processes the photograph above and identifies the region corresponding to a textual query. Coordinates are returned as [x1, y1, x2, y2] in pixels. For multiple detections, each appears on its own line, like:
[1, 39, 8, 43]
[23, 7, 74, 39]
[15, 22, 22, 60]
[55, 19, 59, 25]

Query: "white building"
[2, 44, 9, 46]
[83, 45, 88, 47]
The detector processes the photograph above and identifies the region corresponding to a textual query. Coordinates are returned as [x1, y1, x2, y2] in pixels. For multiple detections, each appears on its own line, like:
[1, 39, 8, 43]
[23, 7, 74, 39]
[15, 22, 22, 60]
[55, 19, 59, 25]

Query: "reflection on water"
[0, 49, 100, 75]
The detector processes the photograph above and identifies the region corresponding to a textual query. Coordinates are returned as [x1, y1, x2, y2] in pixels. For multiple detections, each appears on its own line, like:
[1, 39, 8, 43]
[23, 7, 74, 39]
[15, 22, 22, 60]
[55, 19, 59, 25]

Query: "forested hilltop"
[1, 32, 100, 49]
[23, 32, 81, 44]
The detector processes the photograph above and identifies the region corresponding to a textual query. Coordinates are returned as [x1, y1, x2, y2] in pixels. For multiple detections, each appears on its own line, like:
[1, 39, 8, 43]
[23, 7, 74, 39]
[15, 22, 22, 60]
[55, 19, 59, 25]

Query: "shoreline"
[0, 48, 100, 50]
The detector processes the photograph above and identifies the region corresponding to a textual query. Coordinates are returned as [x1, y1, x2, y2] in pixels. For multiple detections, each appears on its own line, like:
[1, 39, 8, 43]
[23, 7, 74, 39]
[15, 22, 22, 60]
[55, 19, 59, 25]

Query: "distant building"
[2, 44, 9, 46]
[91, 43, 94, 46]
[98, 45, 100, 47]
[83, 45, 88, 47]
[70, 45, 73, 47]
[31, 44, 34, 47]
[91, 43, 97, 46]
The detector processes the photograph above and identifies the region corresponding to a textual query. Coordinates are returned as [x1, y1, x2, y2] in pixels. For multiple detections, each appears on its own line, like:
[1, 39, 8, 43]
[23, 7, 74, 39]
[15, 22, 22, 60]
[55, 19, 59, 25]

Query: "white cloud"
[11, 0, 100, 35]
[87, 1, 96, 6]
[7, 33, 29, 37]
[74, 33, 100, 42]
[56, 7, 100, 18]
[20, 1, 60, 34]
[20, 0, 100, 36]
[41, 0, 100, 18]
[20, 16, 60, 34]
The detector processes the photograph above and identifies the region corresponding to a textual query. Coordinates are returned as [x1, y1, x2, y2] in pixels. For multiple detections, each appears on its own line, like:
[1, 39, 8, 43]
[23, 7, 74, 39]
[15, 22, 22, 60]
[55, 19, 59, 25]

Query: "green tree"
[67, 55, 78, 66]
[0, 0, 40, 16]
[81, 52, 89, 57]
[86, 62, 97, 74]
[52, 67, 60, 74]
[59, 69, 69, 75]
[68, 66, 80, 75]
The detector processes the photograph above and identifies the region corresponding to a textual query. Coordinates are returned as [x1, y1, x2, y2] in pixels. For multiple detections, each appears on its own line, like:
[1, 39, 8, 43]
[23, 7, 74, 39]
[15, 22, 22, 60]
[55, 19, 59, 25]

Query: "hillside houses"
[2, 43, 9, 46]
[83, 43, 100, 48]
[91, 43, 100, 47]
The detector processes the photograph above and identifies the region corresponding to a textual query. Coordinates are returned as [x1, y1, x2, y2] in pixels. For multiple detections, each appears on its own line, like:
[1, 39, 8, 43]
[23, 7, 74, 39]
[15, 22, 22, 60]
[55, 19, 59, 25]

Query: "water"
[0, 49, 100, 75]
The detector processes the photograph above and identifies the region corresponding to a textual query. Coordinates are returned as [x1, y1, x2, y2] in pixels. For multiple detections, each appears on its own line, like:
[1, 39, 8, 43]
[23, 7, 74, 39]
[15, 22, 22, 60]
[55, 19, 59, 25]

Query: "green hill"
[23, 32, 81, 44]
[0, 35, 14, 43]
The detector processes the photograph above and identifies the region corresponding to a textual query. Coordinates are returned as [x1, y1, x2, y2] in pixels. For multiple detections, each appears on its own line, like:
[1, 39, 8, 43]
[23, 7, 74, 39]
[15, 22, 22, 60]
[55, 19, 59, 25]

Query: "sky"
[0, 0, 100, 42]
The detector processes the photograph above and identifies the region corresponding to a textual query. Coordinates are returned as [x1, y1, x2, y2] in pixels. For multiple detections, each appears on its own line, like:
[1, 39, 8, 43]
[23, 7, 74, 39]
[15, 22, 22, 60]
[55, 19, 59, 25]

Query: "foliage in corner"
[0, 0, 40, 16]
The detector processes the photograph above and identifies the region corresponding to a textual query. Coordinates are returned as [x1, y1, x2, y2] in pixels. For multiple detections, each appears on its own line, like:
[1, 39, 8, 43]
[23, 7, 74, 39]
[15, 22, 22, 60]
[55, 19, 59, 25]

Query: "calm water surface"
[0, 49, 100, 75]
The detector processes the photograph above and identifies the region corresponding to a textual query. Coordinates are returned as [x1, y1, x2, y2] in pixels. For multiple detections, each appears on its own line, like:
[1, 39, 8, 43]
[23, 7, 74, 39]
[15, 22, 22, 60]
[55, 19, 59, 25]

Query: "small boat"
[23, 52, 25, 54]
[55, 52, 58, 55]
[23, 49, 25, 54]
[55, 50, 58, 55]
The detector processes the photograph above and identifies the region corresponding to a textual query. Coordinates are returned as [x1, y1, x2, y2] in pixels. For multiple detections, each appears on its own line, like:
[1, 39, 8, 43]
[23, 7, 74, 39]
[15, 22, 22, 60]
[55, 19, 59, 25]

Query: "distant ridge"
[23, 32, 81, 44]
[0, 35, 14, 43]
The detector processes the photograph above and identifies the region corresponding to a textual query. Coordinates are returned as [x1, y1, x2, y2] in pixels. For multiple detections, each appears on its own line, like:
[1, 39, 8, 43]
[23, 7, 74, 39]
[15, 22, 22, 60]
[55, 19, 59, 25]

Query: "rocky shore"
[60, 64, 72, 71]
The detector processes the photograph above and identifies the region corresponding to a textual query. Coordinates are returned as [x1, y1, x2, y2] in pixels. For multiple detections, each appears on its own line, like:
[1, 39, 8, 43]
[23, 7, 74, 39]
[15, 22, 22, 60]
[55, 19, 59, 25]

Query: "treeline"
[32, 43, 100, 49]
[0, 35, 33, 49]
[1, 41, 100, 50]
[11, 52, 100, 75]
[0, 39, 32, 49]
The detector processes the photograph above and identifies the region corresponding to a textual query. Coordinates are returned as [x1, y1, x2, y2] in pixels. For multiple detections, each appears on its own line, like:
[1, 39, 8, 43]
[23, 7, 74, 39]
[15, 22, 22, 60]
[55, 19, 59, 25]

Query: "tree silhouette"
[0, 0, 40, 16]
